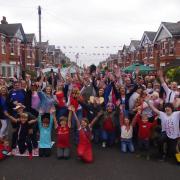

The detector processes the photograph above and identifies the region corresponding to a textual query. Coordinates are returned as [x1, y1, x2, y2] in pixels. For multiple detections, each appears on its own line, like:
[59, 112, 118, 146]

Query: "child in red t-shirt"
[54, 111, 72, 159]
[101, 103, 116, 148]
[133, 111, 157, 160]
[72, 109, 103, 163]
[0, 139, 11, 160]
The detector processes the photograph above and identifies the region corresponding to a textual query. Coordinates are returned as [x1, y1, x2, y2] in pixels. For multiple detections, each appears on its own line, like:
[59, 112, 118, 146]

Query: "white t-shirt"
[121, 125, 133, 139]
[162, 83, 178, 103]
[159, 111, 180, 139]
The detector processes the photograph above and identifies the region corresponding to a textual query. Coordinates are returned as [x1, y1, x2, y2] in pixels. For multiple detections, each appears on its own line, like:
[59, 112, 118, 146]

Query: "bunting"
[58, 45, 122, 49]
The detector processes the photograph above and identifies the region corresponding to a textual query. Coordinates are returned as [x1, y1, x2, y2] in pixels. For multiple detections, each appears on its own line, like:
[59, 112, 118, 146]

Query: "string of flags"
[57, 45, 122, 49]
[64, 52, 112, 56]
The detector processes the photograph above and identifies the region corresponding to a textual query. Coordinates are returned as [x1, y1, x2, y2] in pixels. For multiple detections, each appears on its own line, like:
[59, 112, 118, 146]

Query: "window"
[160, 42, 166, 56]
[169, 40, 174, 55]
[17, 42, 20, 56]
[1, 66, 6, 77]
[145, 45, 153, 58]
[1, 36, 6, 54]
[27, 45, 31, 58]
[30, 47, 33, 58]
[10, 39, 15, 55]
[145, 46, 148, 57]
[7, 67, 11, 77]
[149, 47, 153, 57]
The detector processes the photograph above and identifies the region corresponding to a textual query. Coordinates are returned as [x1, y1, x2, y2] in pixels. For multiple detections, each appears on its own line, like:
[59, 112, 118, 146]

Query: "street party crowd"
[0, 64, 180, 163]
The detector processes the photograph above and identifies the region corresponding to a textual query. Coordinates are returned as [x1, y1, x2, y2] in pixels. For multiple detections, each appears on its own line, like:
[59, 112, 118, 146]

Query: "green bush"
[166, 66, 180, 84]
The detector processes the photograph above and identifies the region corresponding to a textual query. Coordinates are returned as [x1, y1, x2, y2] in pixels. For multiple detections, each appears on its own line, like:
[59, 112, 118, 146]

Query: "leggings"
[0, 119, 8, 138]
[17, 136, 32, 154]
[39, 148, 51, 157]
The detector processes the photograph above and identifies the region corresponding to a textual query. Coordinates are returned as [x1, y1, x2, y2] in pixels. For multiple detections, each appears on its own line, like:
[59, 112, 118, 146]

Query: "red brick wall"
[175, 39, 180, 57]
[0, 35, 37, 70]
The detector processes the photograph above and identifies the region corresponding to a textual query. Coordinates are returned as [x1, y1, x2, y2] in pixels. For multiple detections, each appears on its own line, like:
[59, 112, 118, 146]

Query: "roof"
[130, 40, 140, 50]
[37, 41, 49, 51]
[25, 33, 35, 43]
[162, 22, 180, 36]
[144, 31, 156, 42]
[48, 45, 55, 52]
[0, 23, 26, 42]
[122, 45, 129, 51]
[110, 54, 118, 58]
[0, 23, 21, 36]
[37, 41, 49, 46]
[118, 50, 122, 54]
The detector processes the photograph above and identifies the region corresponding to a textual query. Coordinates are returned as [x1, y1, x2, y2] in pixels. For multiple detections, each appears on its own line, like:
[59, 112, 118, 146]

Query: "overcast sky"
[0, 0, 180, 65]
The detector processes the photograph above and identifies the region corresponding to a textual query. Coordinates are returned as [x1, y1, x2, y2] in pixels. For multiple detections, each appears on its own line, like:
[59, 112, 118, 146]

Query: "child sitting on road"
[120, 106, 135, 153]
[101, 103, 117, 148]
[54, 110, 72, 159]
[73, 109, 103, 163]
[38, 113, 54, 157]
[11, 113, 37, 159]
[0, 139, 11, 160]
[133, 111, 157, 160]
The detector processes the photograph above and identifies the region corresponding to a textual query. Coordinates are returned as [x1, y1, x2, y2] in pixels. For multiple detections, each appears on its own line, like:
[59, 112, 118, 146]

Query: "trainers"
[33, 148, 39, 156]
[102, 142, 106, 148]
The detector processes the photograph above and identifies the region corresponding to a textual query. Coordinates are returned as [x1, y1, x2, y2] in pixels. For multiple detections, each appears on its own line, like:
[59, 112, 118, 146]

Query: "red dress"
[77, 127, 93, 163]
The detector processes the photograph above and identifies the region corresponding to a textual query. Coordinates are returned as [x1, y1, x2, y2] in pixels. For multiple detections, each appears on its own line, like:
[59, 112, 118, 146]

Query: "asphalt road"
[0, 144, 180, 180]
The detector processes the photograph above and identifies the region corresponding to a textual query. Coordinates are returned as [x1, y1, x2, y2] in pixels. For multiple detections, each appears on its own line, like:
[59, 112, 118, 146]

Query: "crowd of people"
[0, 64, 179, 163]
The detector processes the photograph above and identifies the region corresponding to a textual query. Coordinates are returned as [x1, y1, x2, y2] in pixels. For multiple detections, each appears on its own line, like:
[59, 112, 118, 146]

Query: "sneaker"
[102, 142, 106, 148]
[33, 148, 39, 156]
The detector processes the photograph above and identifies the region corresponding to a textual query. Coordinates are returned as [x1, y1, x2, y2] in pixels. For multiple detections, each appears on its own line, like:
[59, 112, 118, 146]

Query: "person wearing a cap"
[11, 103, 38, 151]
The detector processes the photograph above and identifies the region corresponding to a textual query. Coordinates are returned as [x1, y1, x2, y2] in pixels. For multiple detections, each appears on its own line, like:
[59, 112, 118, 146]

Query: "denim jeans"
[101, 130, 115, 146]
[0, 119, 8, 138]
[92, 128, 101, 144]
[121, 138, 134, 153]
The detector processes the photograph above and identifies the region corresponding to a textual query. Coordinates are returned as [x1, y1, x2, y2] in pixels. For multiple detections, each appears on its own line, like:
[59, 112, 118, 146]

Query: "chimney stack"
[1, 16, 8, 24]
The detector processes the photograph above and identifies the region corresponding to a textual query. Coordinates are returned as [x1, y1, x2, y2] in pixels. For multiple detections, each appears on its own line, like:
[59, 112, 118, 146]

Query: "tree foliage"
[166, 66, 180, 84]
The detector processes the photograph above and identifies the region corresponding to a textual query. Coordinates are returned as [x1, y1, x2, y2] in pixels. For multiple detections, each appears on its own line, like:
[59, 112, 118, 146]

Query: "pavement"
[0, 144, 180, 180]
